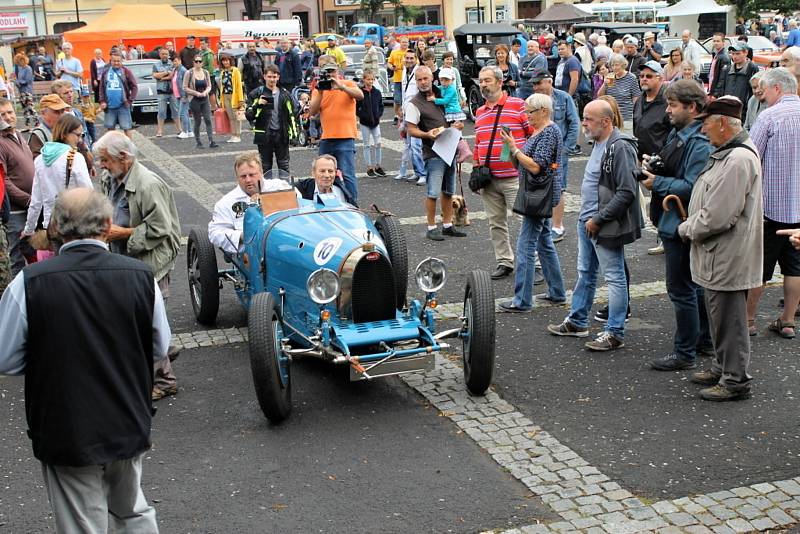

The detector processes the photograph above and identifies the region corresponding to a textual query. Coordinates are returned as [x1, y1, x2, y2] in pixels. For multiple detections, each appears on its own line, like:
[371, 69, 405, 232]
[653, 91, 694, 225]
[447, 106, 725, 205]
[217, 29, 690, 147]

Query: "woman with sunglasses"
[22, 114, 93, 256]
[183, 54, 218, 148]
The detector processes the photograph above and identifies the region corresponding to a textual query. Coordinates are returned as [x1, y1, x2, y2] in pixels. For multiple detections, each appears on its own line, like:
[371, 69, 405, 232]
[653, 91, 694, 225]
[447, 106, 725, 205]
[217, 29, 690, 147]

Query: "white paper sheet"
[431, 127, 462, 163]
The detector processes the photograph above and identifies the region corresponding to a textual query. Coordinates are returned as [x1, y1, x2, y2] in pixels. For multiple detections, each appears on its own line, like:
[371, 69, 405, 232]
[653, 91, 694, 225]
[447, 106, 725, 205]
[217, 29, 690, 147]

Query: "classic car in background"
[340, 44, 392, 102]
[124, 59, 159, 114]
[187, 185, 497, 423]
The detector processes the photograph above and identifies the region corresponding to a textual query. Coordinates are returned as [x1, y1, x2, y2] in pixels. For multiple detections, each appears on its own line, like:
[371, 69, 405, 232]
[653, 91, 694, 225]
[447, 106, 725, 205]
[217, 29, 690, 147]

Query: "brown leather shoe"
[152, 385, 178, 401]
[690, 369, 721, 386]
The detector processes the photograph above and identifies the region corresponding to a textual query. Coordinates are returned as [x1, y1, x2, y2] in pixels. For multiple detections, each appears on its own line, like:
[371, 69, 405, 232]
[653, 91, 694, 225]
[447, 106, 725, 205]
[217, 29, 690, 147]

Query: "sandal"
[748, 319, 757, 337]
[768, 318, 795, 339]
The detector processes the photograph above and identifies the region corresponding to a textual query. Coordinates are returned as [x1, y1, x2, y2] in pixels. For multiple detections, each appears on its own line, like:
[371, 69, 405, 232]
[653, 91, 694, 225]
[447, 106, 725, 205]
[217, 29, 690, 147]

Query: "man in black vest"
[0, 188, 170, 532]
[404, 66, 466, 241]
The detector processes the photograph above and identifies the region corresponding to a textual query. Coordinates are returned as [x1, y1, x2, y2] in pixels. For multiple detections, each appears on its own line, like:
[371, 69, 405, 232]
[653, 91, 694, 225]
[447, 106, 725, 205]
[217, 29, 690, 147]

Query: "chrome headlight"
[415, 257, 446, 293]
[307, 268, 340, 305]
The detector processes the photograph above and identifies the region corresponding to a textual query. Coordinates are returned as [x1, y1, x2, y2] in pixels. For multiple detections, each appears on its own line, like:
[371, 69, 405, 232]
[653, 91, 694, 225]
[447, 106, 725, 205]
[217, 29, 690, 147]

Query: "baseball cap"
[39, 94, 70, 112]
[728, 41, 749, 52]
[696, 95, 743, 120]
[327, 35, 336, 41]
[624, 36, 639, 46]
[80, 85, 90, 97]
[639, 60, 663, 75]
[530, 68, 553, 82]
[438, 67, 455, 80]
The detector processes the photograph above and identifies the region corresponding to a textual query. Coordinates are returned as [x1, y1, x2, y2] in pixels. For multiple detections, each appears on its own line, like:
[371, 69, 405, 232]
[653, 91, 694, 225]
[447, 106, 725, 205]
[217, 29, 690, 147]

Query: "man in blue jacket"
[640, 79, 713, 371]
[531, 69, 579, 242]
[277, 38, 302, 92]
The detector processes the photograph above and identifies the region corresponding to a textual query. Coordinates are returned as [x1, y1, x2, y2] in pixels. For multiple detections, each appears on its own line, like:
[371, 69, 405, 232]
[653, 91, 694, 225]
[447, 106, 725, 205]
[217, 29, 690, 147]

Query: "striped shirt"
[473, 94, 533, 179]
[605, 72, 639, 121]
[749, 94, 800, 224]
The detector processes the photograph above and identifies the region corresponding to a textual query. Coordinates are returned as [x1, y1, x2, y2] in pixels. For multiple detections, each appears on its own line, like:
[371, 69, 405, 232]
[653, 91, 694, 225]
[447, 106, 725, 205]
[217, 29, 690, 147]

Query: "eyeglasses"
[639, 73, 656, 79]
[194, 60, 202, 63]
[71, 130, 84, 137]
[526, 108, 542, 114]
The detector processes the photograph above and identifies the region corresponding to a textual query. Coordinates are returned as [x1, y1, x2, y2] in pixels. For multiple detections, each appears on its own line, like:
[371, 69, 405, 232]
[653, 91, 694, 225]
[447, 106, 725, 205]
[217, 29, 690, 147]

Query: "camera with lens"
[636, 154, 665, 181]
[315, 64, 339, 90]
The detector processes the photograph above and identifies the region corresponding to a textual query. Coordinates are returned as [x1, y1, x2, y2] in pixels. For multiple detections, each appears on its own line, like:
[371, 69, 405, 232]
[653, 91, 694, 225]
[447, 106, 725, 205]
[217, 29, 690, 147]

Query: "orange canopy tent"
[63, 4, 221, 80]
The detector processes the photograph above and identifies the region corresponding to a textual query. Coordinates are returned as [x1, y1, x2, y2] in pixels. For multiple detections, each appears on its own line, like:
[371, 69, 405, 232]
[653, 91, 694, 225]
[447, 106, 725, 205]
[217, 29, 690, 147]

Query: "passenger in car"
[296, 154, 356, 206]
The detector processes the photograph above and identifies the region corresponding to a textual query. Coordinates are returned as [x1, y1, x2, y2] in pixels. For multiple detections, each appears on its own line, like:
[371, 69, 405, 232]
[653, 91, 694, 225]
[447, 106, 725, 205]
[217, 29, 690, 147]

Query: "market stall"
[63, 4, 221, 80]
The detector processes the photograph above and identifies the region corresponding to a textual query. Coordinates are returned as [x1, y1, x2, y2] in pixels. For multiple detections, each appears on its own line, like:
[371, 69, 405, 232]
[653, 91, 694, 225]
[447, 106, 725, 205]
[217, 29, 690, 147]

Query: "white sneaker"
[227, 137, 241, 143]
[177, 131, 189, 139]
[416, 176, 427, 186]
[188, 131, 195, 138]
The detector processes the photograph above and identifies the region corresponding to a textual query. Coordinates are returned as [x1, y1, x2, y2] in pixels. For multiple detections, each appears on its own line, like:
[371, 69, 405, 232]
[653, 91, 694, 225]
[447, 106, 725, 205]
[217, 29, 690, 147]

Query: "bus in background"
[574, 2, 669, 29]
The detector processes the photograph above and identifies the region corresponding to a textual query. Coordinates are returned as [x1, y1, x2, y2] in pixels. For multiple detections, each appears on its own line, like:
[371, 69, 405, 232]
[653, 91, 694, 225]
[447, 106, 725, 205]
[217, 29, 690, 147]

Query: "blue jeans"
[5, 211, 26, 276]
[424, 156, 455, 199]
[104, 106, 132, 131]
[567, 221, 629, 338]
[513, 217, 566, 309]
[399, 135, 426, 178]
[179, 99, 191, 133]
[319, 138, 357, 203]
[560, 152, 569, 190]
[662, 234, 712, 362]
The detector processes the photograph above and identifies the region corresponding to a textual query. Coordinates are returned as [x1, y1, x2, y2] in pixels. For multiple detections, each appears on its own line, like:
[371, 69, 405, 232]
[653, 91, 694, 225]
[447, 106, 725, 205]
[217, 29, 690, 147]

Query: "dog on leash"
[452, 195, 470, 226]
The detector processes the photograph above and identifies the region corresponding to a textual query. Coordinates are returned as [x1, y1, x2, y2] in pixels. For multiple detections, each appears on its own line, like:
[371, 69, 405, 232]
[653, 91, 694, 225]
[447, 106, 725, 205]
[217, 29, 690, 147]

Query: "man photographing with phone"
[404, 66, 466, 242]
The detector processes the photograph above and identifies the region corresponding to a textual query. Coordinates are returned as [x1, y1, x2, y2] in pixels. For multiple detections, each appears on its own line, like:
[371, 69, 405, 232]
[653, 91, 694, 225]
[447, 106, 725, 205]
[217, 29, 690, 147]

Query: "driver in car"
[296, 154, 355, 206]
[208, 152, 297, 254]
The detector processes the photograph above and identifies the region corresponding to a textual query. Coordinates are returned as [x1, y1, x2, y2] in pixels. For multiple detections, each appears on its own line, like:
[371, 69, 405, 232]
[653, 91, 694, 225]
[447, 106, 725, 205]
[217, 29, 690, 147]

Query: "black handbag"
[512, 134, 559, 219]
[469, 104, 504, 193]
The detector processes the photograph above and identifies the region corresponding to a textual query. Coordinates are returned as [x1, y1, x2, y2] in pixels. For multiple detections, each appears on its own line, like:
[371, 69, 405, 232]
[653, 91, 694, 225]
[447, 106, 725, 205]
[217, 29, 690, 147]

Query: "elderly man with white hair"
[779, 46, 800, 93]
[680, 30, 703, 74]
[95, 131, 182, 401]
[594, 35, 612, 62]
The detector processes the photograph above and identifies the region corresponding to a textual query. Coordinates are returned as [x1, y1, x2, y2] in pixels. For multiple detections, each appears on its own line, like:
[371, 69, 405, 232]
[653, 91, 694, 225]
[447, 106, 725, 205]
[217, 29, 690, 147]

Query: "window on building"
[466, 8, 485, 23]
[261, 11, 279, 20]
[496, 7, 508, 21]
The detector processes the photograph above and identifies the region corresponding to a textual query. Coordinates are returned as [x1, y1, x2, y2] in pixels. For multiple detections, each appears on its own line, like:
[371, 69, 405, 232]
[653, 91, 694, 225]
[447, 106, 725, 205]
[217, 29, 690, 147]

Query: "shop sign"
[0, 12, 27, 31]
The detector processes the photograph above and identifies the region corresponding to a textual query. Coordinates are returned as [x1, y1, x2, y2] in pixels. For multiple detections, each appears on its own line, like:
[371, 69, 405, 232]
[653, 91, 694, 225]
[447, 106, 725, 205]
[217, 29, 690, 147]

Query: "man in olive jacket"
[678, 96, 762, 402]
[95, 131, 182, 401]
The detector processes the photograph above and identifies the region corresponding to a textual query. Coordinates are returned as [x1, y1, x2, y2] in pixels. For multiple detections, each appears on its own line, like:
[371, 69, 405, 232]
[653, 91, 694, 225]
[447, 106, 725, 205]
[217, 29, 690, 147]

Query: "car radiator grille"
[351, 255, 396, 324]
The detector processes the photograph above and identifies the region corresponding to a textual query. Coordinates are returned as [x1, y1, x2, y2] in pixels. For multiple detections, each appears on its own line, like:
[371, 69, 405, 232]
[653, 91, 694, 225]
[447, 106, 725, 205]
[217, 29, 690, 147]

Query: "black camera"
[636, 155, 665, 181]
[315, 65, 338, 90]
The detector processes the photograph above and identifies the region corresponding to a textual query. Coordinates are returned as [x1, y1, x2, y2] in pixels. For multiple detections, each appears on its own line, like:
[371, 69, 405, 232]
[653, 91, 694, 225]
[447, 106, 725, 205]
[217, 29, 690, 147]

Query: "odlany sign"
[0, 13, 27, 31]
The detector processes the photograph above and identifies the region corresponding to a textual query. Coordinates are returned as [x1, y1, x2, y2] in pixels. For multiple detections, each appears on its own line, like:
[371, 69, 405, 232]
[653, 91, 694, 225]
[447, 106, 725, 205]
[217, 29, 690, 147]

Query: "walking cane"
[662, 194, 687, 221]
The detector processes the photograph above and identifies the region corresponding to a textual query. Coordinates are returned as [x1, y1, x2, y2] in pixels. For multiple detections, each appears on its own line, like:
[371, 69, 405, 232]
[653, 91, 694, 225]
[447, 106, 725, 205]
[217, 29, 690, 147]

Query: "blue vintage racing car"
[187, 188, 496, 423]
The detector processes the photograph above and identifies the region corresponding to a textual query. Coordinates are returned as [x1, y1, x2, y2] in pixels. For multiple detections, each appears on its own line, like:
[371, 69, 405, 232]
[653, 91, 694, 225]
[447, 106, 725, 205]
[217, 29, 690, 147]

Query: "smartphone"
[501, 126, 511, 135]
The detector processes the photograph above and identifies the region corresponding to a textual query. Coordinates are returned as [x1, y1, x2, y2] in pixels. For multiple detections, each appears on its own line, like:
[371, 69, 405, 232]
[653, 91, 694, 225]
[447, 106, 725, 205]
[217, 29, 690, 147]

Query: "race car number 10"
[313, 237, 343, 266]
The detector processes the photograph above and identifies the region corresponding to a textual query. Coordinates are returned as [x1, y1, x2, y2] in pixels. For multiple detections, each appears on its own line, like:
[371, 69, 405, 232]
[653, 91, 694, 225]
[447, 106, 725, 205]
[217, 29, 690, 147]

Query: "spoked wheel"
[467, 85, 483, 122]
[248, 292, 292, 423]
[187, 227, 219, 325]
[296, 130, 308, 147]
[462, 270, 496, 395]
[375, 214, 408, 309]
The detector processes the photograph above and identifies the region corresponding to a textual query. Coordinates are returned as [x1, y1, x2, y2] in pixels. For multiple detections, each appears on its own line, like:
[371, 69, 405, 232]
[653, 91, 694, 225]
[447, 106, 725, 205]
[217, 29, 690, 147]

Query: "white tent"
[658, 0, 733, 17]
[658, 0, 735, 37]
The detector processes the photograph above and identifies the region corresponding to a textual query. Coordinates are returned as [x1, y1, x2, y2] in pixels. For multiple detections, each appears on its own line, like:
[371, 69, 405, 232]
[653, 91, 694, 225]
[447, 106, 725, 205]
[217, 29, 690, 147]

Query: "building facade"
[0, 0, 47, 37]
[225, 0, 318, 37]
[319, 0, 445, 35]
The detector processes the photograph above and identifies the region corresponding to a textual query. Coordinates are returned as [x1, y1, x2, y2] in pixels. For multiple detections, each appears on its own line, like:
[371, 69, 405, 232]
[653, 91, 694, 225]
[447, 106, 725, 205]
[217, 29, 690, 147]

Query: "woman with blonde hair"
[597, 95, 624, 128]
[663, 48, 683, 82]
[14, 53, 36, 130]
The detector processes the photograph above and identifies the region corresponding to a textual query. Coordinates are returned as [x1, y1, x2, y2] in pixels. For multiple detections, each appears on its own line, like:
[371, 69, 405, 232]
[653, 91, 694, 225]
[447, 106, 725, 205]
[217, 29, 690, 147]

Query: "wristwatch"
[511, 148, 520, 158]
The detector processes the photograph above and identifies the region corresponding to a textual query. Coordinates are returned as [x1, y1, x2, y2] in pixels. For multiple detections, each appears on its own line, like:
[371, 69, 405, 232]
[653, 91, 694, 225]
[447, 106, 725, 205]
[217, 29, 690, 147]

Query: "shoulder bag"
[31, 149, 76, 251]
[469, 104, 504, 193]
[512, 130, 559, 219]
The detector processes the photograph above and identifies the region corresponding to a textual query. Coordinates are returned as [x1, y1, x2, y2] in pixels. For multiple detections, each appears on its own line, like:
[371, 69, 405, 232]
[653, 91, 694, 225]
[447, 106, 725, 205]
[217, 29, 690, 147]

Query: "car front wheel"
[187, 227, 219, 325]
[248, 292, 292, 423]
[462, 270, 496, 395]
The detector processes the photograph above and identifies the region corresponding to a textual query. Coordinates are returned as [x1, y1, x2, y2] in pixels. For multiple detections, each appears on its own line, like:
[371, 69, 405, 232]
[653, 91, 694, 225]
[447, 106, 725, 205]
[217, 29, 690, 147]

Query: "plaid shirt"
[473, 93, 532, 179]
[750, 94, 800, 223]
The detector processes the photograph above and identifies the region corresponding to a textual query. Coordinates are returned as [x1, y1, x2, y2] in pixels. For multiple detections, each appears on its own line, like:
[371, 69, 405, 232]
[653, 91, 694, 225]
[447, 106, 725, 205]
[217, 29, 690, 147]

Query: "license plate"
[141, 105, 158, 113]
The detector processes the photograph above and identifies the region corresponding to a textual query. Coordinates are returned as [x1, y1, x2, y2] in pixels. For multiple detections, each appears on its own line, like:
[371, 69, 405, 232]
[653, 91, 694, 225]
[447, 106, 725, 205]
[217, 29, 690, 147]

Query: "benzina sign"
[0, 13, 27, 31]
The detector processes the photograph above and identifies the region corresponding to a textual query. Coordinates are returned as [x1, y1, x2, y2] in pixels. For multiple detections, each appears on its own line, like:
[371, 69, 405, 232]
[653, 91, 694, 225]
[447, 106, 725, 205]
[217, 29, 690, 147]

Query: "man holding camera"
[245, 64, 300, 174]
[640, 80, 714, 371]
[308, 55, 363, 203]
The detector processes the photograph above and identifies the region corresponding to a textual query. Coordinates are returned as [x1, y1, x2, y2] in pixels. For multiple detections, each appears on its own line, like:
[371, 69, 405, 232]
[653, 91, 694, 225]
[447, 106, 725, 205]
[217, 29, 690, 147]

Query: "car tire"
[462, 270, 496, 396]
[248, 292, 292, 423]
[187, 227, 220, 326]
[375, 214, 408, 309]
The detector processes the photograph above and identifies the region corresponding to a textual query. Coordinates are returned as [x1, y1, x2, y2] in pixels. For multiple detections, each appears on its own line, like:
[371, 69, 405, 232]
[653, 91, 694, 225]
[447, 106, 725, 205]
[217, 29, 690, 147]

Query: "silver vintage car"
[340, 44, 392, 102]
[123, 59, 160, 114]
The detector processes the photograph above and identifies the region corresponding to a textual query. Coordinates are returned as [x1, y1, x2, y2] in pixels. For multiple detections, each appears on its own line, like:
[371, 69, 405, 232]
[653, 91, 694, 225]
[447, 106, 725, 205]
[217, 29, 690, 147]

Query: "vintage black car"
[452, 23, 525, 120]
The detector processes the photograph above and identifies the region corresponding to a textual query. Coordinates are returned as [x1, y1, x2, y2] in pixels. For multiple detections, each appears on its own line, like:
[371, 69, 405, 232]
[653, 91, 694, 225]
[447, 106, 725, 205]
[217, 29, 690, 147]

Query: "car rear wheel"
[187, 227, 219, 326]
[375, 214, 408, 309]
[248, 292, 292, 423]
[462, 270, 495, 395]
[467, 84, 483, 122]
